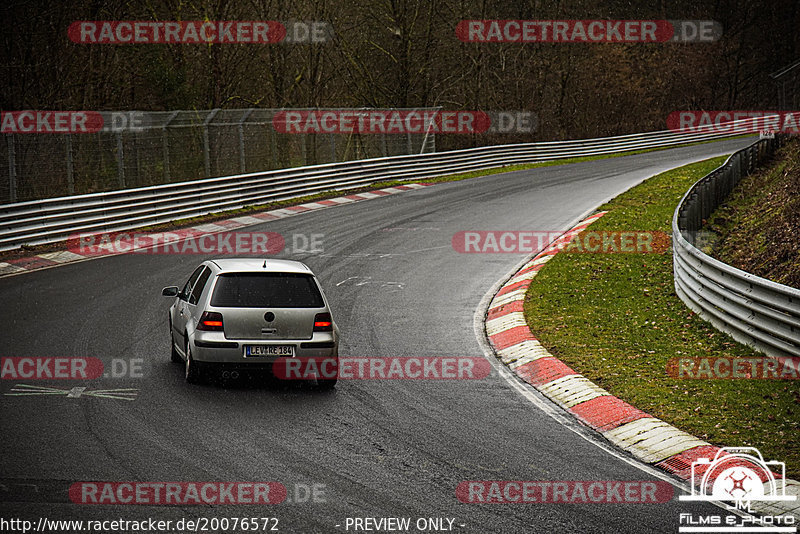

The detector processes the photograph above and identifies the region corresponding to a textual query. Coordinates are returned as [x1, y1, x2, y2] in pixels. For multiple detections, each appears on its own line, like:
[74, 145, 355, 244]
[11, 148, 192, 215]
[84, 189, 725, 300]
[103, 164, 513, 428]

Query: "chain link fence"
[1, 108, 439, 203]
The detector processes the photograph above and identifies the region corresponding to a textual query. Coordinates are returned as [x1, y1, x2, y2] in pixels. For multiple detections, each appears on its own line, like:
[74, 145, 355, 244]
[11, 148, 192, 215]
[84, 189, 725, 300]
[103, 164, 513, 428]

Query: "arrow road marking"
[4, 384, 138, 401]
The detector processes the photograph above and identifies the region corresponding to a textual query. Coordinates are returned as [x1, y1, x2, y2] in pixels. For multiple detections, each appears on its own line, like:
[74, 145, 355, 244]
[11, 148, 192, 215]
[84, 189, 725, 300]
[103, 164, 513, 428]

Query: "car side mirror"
[162, 286, 179, 297]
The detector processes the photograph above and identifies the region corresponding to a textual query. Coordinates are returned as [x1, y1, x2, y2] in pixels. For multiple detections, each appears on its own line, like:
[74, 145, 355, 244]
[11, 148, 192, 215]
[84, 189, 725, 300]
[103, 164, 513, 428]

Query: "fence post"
[162, 111, 178, 182]
[238, 109, 254, 173]
[116, 131, 126, 188]
[65, 134, 75, 195]
[419, 105, 441, 154]
[270, 123, 277, 168]
[133, 129, 141, 187]
[7, 135, 17, 203]
[203, 109, 220, 177]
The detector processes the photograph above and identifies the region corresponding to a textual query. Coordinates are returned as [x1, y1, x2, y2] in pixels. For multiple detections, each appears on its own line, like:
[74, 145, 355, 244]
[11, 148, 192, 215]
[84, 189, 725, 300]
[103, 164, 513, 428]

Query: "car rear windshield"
[210, 272, 325, 308]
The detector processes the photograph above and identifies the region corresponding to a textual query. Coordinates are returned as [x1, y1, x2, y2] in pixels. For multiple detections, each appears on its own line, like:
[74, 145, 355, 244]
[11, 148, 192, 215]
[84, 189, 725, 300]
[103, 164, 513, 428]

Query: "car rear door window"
[210, 273, 324, 308]
[189, 267, 212, 305]
[181, 265, 205, 301]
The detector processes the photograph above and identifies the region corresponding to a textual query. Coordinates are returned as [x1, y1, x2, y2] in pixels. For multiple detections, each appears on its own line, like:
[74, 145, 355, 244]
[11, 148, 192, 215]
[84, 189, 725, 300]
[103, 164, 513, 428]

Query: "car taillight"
[313, 312, 333, 332]
[197, 311, 224, 331]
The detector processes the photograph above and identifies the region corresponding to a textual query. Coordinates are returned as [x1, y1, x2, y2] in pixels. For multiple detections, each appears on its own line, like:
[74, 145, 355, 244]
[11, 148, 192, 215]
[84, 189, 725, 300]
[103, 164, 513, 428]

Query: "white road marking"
[5, 384, 138, 401]
[335, 276, 405, 289]
[67, 387, 86, 398]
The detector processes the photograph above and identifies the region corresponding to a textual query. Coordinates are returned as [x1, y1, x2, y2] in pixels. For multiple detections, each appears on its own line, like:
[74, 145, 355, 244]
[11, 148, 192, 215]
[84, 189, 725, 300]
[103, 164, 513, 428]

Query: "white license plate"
[245, 345, 294, 357]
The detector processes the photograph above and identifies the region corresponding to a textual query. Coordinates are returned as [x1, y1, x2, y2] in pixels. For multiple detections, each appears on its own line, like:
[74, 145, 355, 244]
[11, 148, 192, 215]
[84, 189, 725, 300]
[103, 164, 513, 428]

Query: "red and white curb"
[0, 183, 433, 278]
[484, 212, 799, 518]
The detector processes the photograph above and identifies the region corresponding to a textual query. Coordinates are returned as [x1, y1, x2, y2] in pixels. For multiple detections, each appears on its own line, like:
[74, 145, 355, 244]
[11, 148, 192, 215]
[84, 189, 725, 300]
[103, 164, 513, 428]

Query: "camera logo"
[679, 447, 795, 504]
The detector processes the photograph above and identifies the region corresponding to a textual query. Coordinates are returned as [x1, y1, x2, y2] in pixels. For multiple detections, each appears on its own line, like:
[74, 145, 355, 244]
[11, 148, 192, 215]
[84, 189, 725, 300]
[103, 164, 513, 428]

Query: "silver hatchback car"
[162, 258, 339, 387]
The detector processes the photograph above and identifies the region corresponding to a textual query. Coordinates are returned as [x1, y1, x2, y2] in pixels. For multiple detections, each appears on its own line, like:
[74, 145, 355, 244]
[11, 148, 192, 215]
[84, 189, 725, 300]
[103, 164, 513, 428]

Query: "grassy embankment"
[522, 154, 800, 477]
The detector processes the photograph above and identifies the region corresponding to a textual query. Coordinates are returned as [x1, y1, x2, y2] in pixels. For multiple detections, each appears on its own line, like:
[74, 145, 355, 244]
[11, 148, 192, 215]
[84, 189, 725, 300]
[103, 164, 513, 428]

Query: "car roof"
[208, 258, 313, 274]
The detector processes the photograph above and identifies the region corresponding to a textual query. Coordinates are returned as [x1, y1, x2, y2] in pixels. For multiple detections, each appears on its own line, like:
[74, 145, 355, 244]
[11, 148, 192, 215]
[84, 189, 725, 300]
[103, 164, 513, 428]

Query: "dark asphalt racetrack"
[0, 138, 754, 533]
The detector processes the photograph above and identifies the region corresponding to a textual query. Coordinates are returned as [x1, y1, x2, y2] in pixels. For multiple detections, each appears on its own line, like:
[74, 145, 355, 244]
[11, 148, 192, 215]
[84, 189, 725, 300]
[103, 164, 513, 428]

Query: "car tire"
[316, 376, 337, 390]
[170, 318, 181, 363]
[185, 340, 204, 384]
[316, 356, 338, 389]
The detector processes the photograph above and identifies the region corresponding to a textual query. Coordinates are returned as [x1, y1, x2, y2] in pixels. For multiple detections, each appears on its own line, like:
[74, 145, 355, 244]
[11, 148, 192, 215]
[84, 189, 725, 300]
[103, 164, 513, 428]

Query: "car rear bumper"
[191, 332, 337, 363]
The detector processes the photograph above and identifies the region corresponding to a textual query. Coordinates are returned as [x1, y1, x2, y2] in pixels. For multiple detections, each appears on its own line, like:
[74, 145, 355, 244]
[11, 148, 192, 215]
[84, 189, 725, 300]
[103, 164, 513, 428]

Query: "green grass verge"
[522, 156, 800, 478]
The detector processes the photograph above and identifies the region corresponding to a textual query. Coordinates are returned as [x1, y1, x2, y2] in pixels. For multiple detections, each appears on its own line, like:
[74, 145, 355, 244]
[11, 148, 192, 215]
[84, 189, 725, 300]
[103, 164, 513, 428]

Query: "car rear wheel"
[185, 340, 204, 384]
[316, 356, 338, 390]
[316, 376, 337, 390]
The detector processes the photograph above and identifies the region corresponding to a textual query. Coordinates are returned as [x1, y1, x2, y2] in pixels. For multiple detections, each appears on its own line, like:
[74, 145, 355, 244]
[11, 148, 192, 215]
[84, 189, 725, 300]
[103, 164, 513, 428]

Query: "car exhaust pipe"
[230, 371, 240, 379]
[221, 371, 230, 379]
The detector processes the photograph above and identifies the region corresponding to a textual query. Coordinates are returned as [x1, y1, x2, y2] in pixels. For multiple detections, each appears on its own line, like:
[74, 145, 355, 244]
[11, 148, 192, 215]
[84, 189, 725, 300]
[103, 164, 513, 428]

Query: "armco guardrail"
[673, 136, 800, 360]
[0, 126, 748, 252]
